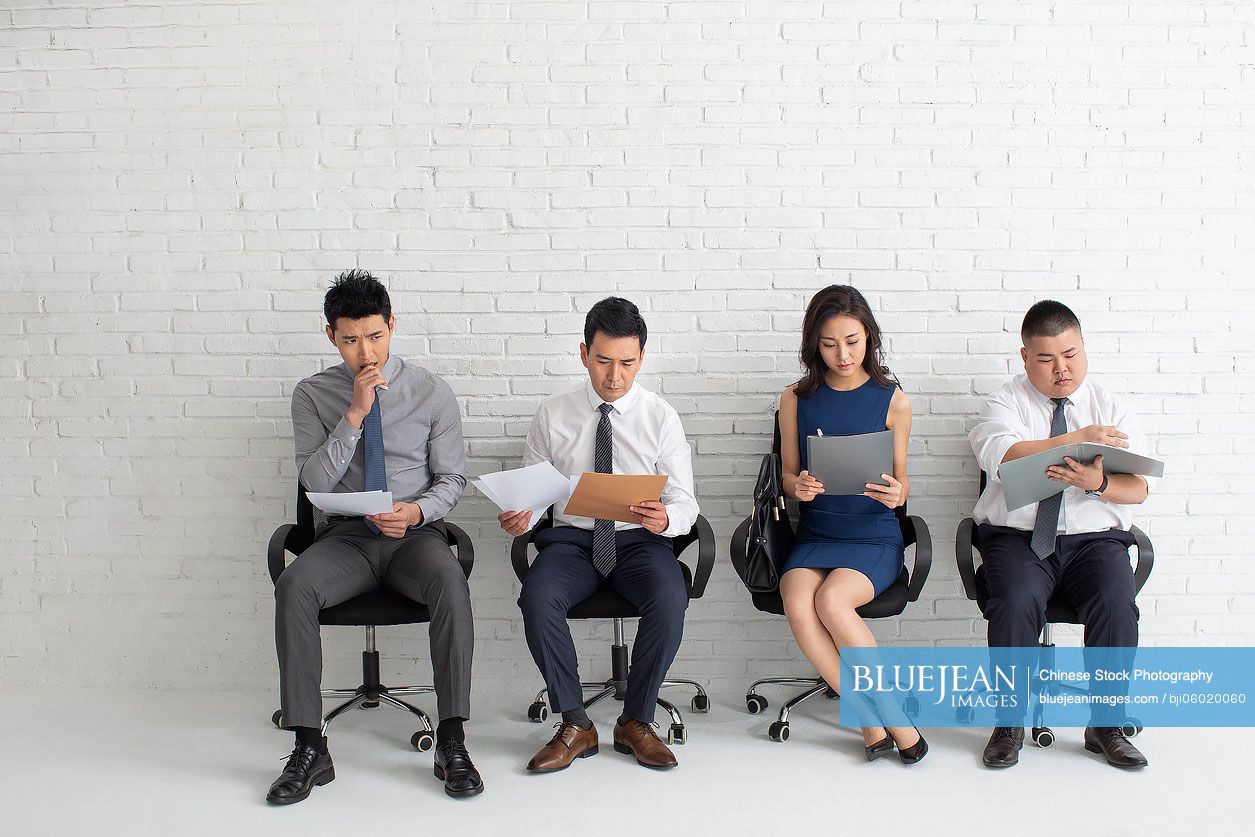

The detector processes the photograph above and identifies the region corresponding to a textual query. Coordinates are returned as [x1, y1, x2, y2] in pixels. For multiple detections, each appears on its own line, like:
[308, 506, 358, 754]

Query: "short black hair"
[324, 269, 391, 330]
[1021, 299, 1081, 343]
[584, 296, 647, 350]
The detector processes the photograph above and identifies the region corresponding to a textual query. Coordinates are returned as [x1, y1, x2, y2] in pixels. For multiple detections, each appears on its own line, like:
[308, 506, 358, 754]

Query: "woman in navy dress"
[778, 285, 926, 763]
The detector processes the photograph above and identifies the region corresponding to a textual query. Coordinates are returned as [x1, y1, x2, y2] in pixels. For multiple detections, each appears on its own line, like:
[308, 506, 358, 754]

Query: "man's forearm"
[1002, 431, 1081, 464]
[1102, 474, 1148, 505]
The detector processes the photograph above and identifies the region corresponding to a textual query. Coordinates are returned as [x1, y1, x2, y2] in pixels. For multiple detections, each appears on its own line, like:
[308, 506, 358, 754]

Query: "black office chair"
[267, 486, 475, 752]
[955, 472, 1155, 746]
[511, 507, 716, 745]
[729, 411, 933, 742]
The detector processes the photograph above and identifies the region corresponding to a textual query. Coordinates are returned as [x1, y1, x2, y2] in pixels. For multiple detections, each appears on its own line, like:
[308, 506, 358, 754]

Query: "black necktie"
[591, 403, 617, 577]
[1030, 397, 1071, 559]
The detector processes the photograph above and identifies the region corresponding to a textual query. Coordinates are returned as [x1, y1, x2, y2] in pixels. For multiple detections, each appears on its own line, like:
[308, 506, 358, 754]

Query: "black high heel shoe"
[864, 736, 895, 762]
[895, 728, 928, 765]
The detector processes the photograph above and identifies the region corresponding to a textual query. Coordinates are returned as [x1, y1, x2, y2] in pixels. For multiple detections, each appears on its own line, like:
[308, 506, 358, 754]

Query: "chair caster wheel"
[271, 710, 284, 728]
[527, 702, 549, 723]
[768, 721, 790, 742]
[668, 724, 687, 745]
[1032, 727, 1055, 748]
[1122, 718, 1143, 737]
[411, 731, 435, 752]
[824, 688, 838, 699]
[745, 694, 768, 715]
[361, 699, 379, 710]
[691, 694, 710, 713]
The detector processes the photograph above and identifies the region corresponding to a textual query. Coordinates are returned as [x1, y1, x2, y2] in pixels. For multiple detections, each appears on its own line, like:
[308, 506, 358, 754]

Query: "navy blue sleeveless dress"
[783, 379, 905, 597]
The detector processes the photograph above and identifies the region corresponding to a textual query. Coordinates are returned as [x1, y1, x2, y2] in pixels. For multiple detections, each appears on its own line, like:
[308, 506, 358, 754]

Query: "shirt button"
[340, 459, 346, 464]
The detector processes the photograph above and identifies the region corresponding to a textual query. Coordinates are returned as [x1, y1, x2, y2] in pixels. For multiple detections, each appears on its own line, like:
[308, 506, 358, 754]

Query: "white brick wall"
[2, 1, 1253, 695]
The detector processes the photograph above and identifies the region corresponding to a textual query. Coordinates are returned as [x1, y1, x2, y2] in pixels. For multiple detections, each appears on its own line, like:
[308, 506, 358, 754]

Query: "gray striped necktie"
[1030, 397, 1071, 559]
[591, 402, 617, 577]
[363, 397, 386, 535]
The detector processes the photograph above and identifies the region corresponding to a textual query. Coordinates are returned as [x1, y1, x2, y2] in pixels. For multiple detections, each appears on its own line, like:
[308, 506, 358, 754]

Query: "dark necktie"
[591, 402, 617, 577]
[1030, 397, 1071, 559]
[363, 397, 387, 535]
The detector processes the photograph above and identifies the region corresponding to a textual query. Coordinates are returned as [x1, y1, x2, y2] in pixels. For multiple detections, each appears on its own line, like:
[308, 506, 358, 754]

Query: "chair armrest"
[903, 515, 932, 603]
[728, 516, 752, 584]
[955, 517, 979, 601]
[1130, 525, 1155, 594]
[268, 524, 295, 585]
[511, 511, 556, 583]
[444, 522, 475, 579]
[684, 514, 716, 600]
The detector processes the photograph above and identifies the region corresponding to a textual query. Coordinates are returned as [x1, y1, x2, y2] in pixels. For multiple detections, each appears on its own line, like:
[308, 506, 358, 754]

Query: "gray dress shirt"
[291, 354, 467, 524]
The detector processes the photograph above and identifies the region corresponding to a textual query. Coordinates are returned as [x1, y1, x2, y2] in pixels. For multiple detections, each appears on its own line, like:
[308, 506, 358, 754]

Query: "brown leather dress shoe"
[613, 719, 678, 770]
[1084, 726, 1148, 769]
[526, 722, 599, 773]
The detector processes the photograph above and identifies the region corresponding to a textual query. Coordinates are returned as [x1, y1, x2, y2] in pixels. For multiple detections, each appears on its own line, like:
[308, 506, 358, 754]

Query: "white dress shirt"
[522, 380, 699, 538]
[970, 374, 1156, 534]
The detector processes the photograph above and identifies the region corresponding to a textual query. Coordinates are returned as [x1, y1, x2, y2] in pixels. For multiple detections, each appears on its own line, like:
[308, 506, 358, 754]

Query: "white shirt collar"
[1021, 373, 1089, 408]
[583, 379, 641, 415]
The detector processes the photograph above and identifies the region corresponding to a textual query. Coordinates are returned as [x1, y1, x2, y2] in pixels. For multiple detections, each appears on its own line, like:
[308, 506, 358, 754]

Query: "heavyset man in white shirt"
[969, 300, 1153, 771]
[498, 297, 699, 773]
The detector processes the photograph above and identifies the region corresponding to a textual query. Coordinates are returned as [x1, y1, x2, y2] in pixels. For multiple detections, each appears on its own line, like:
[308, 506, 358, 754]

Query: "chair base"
[745, 676, 839, 741]
[524, 638, 709, 746]
[272, 642, 439, 752]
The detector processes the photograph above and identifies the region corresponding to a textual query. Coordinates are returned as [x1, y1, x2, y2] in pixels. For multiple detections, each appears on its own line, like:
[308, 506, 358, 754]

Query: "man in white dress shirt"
[969, 300, 1154, 770]
[498, 297, 699, 773]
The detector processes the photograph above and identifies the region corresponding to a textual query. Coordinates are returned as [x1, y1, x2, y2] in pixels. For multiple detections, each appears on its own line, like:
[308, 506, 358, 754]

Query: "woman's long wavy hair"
[795, 284, 897, 399]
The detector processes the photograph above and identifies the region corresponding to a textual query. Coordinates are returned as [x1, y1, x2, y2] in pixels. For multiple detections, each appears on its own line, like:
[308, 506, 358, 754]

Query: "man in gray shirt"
[268, 270, 482, 803]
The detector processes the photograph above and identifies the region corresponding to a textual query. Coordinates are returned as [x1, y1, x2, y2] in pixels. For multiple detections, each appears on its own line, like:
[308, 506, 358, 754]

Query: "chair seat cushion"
[566, 564, 694, 619]
[974, 564, 1080, 625]
[319, 589, 431, 627]
[748, 567, 911, 619]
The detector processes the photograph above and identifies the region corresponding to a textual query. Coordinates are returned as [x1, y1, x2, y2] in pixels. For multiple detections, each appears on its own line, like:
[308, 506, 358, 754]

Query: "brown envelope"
[562, 473, 669, 524]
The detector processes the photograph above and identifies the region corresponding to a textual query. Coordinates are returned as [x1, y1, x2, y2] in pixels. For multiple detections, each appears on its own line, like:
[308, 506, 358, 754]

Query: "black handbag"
[740, 451, 794, 593]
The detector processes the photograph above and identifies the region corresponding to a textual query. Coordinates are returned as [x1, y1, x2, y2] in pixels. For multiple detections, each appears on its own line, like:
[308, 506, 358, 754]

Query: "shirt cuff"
[414, 497, 438, 527]
[330, 416, 362, 451]
[984, 436, 1019, 479]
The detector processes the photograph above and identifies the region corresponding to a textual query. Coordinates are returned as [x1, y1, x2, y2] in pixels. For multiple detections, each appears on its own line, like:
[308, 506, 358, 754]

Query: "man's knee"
[985, 585, 1048, 624]
[638, 576, 688, 635]
[274, 564, 321, 610]
[518, 576, 570, 622]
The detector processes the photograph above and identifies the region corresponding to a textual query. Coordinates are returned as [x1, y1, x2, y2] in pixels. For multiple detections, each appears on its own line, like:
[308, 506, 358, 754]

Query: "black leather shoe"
[266, 739, 334, 805]
[434, 739, 484, 798]
[897, 728, 928, 765]
[1084, 727, 1148, 769]
[982, 727, 1024, 769]
[864, 736, 895, 762]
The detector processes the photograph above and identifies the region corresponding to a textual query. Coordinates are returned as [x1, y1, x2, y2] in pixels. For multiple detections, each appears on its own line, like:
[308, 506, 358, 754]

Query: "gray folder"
[997, 443, 1165, 511]
[806, 430, 895, 497]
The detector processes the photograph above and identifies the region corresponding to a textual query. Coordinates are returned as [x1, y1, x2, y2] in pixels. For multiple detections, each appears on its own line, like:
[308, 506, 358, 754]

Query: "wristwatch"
[1086, 474, 1109, 497]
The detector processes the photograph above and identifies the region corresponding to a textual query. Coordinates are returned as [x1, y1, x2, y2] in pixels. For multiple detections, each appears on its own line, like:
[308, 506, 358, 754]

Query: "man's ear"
[326, 324, 337, 346]
[579, 342, 589, 368]
[387, 315, 395, 334]
[1019, 346, 1028, 368]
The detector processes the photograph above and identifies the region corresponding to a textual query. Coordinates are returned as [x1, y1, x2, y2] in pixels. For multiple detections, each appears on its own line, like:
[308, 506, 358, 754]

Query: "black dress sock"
[617, 713, 634, 727]
[294, 726, 324, 751]
[562, 708, 593, 729]
[436, 717, 465, 747]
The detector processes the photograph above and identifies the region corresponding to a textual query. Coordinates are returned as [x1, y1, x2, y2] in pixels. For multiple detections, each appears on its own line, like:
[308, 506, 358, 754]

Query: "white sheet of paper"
[473, 461, 574, 526]
[306, 490, 394, 516]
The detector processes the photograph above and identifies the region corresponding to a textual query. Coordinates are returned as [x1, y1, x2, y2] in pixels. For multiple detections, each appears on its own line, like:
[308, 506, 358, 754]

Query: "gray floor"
[2, 688, 1243, 836]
